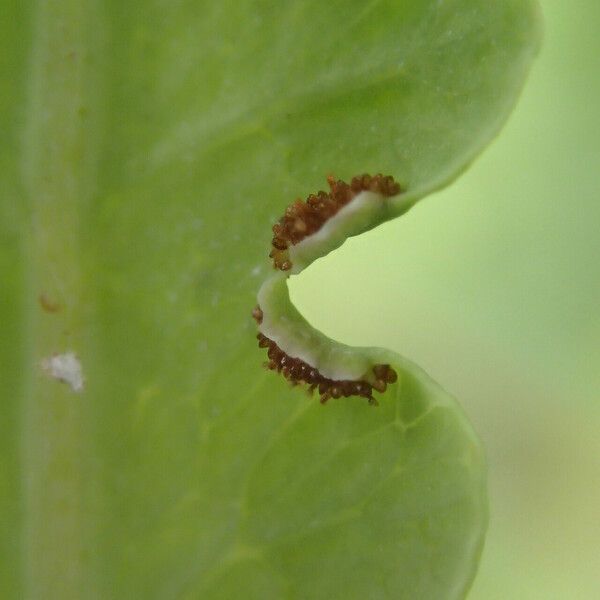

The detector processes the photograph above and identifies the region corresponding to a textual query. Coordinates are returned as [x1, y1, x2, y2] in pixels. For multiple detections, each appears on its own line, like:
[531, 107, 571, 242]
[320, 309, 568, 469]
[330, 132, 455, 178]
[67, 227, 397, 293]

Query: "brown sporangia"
[252, 307, 397, 406]
[256, 174, 401, 405]
[269, 173, 402, 271]
[251, 305, 263, 325]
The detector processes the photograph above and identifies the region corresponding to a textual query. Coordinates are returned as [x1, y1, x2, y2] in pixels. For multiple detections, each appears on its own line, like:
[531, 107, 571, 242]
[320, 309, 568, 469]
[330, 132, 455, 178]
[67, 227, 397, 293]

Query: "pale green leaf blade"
[0, 1, 540, 598]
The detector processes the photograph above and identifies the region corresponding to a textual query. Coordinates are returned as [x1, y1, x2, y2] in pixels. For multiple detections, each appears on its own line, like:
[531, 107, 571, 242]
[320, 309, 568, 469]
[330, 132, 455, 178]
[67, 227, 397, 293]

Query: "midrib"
[21, 1, 103, 598]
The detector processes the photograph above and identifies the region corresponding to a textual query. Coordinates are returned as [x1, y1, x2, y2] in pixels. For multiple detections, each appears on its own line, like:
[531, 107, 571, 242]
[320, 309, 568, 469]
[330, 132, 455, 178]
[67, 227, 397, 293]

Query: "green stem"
[21, 1, 102, 597]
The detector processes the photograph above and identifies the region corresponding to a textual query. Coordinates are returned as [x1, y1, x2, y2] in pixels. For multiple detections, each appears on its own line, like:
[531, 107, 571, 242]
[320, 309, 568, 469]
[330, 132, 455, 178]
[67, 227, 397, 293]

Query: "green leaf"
[0, 1, 539, 598]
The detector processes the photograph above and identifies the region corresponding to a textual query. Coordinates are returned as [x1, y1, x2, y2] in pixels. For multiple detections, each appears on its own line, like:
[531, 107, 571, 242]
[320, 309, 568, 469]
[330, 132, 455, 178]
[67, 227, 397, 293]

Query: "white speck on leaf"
[41, 352, 85, 393]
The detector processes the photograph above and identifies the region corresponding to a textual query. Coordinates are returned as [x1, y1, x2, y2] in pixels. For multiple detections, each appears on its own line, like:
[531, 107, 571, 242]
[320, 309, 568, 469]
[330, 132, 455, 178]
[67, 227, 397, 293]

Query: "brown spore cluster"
[253, 312, 397, 405]
[270, 173, 401, 271]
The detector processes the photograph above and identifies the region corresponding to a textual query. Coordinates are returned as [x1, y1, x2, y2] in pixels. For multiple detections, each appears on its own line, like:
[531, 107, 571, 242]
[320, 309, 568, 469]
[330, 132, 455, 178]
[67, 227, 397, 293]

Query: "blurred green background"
[291, 1, 600, 598]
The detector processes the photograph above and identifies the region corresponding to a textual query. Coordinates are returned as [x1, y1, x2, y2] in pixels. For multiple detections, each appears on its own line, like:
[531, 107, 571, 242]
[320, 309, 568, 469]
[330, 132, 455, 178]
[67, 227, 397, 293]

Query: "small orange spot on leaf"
[39, 293, 61, 313]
